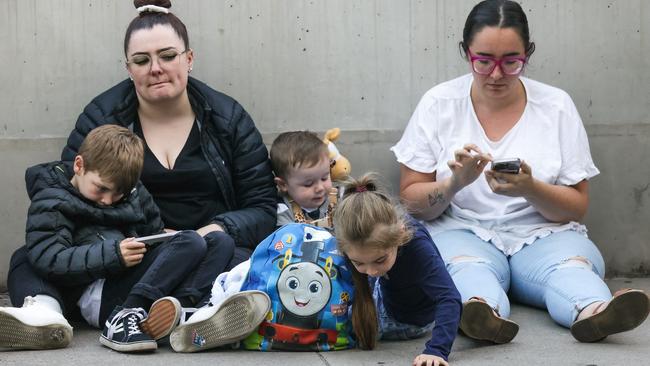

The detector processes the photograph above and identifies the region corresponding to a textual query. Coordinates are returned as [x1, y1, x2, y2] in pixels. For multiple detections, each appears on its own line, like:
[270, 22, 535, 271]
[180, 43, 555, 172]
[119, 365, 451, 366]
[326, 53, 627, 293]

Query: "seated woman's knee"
[204, 231, 236, 254]
[170, 230, 207, 258]
[557, 256, 593, 271]
[9, 246, 29, 269]
[449, 255, 491, 265]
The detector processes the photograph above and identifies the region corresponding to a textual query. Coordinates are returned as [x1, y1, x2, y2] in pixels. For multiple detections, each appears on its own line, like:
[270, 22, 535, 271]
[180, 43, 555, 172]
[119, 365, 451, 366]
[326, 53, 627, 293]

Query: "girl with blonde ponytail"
[334, 174, 462, 366]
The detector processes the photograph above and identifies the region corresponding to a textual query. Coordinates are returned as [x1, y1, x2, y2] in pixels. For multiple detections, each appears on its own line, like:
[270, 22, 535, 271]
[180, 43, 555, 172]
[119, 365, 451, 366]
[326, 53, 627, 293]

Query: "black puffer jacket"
[25, 161, 164, 286]
[61, 77, 277, 249]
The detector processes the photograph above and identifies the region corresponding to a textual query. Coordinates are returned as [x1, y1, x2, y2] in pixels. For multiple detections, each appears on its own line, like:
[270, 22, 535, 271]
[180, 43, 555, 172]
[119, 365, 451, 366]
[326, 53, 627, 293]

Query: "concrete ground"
[1, 277, 649, 366]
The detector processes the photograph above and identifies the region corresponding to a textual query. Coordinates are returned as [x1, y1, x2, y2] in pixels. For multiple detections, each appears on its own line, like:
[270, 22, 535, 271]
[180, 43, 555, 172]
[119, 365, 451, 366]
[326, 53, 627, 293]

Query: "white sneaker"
[178, 306, 199, 325]
[170, 290, 270, 353]
[0, 296, 73, 350]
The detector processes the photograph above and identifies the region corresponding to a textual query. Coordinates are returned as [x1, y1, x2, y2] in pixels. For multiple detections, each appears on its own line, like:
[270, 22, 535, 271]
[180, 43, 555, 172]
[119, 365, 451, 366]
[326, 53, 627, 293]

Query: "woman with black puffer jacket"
[4, 0, 276, 354]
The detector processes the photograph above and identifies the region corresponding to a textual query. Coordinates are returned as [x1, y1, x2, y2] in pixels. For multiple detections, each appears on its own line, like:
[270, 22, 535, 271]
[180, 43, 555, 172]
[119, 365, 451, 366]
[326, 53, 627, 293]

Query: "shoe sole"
[140, 297, 181, 341]
[99, 334, 158, 352]
[571, 290, 650, 342]
[170, 291, 270, 353]
[0, 311, 72, 350]
[460, 301, 519, 344]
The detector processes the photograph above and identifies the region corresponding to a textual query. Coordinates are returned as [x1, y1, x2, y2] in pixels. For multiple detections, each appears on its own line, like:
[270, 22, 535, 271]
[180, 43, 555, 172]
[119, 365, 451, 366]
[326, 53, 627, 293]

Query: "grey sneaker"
[0, 296, 73, 350]
[170, 290, 270, 353]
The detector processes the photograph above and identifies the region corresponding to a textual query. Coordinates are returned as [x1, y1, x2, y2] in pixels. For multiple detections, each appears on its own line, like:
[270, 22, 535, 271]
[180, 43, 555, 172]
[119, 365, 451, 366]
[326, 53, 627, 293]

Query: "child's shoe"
[140, 296, 182, 341]
[169, 290, 270, 353]
[0, 296, 73, 350]
[99, 306, 157, 352]
[571, 288, 650, 342]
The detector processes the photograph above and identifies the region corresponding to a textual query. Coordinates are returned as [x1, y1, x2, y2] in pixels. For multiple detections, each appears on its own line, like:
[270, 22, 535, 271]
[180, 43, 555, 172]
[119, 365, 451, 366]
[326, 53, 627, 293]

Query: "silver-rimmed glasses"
[126, 48, 188, 72]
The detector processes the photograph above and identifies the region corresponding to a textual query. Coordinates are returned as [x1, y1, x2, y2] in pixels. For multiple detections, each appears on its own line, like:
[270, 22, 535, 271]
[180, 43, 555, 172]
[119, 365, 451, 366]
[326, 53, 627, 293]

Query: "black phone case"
[492, 159, 521, 174]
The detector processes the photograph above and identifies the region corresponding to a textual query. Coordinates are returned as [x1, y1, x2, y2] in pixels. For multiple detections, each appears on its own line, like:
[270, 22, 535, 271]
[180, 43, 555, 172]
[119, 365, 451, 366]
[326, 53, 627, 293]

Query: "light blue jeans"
[433, 229, 612, 328]
[371, 277, 434, 340]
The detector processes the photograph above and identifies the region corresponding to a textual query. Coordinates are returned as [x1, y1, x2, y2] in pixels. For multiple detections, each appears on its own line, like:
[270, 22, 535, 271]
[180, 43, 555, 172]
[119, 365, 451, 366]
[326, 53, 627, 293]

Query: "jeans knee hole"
[557, 256, 593, 270]
[450, 255, 487, 263]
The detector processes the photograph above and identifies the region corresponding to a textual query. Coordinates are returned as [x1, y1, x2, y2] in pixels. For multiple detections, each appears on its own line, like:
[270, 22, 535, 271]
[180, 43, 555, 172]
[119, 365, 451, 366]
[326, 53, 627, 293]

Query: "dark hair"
[459, 0, 535, 59]
[270, 131, 329, 180]
[124, 0, 189, 55]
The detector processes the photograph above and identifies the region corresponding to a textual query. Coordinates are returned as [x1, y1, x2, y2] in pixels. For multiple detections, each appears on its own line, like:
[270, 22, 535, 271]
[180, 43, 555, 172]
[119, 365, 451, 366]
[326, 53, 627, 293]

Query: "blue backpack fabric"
[241, 223, 355, 351]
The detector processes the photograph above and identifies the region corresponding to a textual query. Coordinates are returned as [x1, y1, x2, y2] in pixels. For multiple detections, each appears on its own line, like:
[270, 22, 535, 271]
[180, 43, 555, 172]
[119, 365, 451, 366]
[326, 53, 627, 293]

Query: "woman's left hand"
[412, 354, 448, 366]
[484, 160, 535, 197]
[196, 223, 224, 237]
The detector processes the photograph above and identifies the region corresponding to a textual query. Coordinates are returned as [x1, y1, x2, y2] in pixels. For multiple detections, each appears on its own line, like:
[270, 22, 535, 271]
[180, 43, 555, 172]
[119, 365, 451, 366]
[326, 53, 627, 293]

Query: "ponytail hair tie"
[355, 186, 368, 193]
[137, 5, 170, 14]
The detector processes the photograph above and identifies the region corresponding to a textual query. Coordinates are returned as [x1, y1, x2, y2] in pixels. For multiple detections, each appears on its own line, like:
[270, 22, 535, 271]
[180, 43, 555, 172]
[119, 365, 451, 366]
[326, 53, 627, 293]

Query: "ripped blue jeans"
[433, 230, 611, 328]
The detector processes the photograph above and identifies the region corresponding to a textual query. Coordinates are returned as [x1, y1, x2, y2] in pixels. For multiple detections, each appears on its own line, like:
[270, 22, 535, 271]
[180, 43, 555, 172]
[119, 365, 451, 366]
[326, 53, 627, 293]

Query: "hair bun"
[341, 173, 388, 200]
[354, 185, 368, 193]
[133, 0, 171, 9]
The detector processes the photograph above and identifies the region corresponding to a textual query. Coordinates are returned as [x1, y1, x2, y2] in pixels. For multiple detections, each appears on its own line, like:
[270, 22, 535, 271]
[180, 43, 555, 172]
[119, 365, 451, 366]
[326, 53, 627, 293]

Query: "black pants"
[8, 230, 236, 326]
[228, 246, 252, 271]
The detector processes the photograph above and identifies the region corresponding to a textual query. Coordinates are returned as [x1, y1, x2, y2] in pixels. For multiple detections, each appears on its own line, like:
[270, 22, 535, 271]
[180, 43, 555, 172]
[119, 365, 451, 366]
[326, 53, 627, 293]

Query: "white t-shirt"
[77, 279, 104, 328]
[391, 74, 600, 255]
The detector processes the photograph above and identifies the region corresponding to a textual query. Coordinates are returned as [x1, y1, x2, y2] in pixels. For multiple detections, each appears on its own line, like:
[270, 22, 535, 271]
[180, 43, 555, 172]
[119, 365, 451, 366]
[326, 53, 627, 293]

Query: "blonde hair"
[333, 173, 413, 350]
[78, 125, 144, 195]
[270, 131, 329, 179]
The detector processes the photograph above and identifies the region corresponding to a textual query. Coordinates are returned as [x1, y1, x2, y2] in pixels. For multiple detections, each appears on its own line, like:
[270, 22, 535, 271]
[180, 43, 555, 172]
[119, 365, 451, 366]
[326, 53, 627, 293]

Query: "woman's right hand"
[119, 238, 147, 267]
[447, 143, 492, 191]
[399, 143, 490, 222]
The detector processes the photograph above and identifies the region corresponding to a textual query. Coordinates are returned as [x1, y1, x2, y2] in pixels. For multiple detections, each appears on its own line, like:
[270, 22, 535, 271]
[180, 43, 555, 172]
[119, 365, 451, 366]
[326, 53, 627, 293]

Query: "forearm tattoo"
[428, 190, 445, 207]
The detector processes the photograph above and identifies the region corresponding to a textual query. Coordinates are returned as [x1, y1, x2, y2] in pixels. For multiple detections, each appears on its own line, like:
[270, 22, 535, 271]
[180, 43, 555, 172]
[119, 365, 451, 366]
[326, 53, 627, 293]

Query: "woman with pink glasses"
[392, 0, 649, 344]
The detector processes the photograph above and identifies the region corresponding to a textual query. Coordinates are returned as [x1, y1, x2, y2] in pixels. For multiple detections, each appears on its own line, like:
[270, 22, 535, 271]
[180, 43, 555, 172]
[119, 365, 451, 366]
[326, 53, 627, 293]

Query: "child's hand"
[119, 238, 147, 267]
[413, 354, 448, 366]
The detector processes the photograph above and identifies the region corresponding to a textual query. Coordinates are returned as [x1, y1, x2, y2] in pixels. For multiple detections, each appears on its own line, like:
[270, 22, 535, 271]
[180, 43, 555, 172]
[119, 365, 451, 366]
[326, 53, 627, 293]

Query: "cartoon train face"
[277, 261, 332, 317]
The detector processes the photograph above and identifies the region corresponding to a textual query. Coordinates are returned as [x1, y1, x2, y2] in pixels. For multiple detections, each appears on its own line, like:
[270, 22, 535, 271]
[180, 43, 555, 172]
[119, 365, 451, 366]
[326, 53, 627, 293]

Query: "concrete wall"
[0, 0, 648, 290]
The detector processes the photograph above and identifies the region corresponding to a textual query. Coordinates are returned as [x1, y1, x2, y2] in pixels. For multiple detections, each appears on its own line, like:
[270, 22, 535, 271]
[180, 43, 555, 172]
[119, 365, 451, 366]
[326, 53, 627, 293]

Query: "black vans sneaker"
[99, 306, 157, 352]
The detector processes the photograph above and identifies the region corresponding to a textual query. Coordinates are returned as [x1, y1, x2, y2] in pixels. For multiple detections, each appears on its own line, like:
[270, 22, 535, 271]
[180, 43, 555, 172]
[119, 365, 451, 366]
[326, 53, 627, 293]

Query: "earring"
[188, 67, 192, 73]
[129, 75, 133, 81]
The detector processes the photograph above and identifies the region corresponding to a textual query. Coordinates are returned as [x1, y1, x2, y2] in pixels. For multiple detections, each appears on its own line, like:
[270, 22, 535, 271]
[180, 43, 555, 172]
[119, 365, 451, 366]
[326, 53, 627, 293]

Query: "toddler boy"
[270, 131, 337, 229]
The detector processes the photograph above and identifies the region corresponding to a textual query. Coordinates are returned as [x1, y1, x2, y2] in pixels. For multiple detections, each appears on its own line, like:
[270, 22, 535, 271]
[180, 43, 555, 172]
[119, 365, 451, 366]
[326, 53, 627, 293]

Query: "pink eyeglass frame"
[467, 50, 528, 75]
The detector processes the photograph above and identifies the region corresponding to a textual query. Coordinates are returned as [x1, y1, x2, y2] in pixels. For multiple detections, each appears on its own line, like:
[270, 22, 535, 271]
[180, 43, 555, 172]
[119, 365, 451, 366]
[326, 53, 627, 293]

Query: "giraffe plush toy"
[322, 128, 351, 182]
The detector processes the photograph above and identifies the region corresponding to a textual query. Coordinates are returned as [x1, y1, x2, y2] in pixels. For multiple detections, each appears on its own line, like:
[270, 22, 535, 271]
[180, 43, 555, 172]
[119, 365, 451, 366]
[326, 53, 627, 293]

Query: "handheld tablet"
[134, 232, 177, 246]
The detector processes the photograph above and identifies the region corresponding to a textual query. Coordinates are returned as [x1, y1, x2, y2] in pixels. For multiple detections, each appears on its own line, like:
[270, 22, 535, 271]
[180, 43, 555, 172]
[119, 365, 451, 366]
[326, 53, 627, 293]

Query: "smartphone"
[491, 158, 521, 174]
[134, 232, 177, 248]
